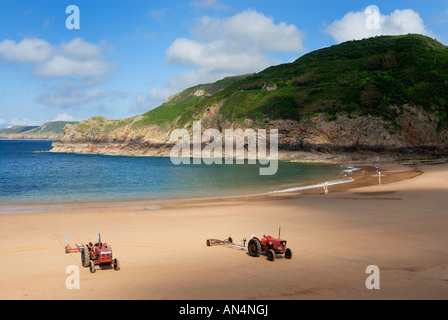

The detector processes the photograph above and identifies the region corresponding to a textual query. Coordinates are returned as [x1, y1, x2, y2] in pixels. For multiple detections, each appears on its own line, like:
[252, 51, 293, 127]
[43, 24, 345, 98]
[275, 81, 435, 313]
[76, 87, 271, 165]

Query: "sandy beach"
[0, 162, 447, 300]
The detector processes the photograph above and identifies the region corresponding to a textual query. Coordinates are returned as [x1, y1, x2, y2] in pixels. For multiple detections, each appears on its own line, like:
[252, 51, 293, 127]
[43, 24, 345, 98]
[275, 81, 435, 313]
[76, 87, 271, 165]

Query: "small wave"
[270, 178, 355, 194]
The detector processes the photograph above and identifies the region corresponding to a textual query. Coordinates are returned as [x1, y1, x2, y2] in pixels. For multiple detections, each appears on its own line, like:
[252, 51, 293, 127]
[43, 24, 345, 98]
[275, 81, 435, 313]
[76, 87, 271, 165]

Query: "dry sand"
[0, 163, 447, 300]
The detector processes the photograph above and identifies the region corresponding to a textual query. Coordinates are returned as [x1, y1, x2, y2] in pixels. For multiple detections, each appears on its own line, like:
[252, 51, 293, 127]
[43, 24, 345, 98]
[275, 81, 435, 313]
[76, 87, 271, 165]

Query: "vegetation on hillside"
[24, 121, 78, 135]
[0, 122, 78, 139]
[75, 35, 448, 135]
[0, 126, 39, 135]
[131, 74, 252, 130]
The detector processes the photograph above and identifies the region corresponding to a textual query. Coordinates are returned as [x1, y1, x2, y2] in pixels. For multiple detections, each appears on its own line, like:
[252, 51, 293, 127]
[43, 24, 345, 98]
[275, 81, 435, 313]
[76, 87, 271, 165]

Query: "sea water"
[0, 140, 355, 206]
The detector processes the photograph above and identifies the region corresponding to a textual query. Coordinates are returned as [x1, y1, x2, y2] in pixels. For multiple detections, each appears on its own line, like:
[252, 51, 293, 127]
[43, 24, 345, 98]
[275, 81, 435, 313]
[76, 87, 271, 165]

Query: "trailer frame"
[64, 233, 85, 253]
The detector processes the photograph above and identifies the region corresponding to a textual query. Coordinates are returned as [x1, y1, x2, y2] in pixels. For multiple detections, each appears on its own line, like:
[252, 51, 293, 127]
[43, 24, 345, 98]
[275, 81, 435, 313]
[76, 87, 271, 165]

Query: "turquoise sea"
[0, 140, 355, 208]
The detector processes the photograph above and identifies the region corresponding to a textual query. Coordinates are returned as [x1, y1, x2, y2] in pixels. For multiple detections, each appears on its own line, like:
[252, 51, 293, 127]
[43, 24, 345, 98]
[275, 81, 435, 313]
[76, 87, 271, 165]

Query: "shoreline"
[49, 139, 448, 163]
[0, 157, 360, 214]
[0, 161, 418, 215]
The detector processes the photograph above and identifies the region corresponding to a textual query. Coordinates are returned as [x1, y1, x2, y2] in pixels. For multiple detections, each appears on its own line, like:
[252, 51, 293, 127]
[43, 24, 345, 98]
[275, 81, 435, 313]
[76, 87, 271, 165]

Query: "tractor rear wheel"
[81, 247, 90, 267]
[267, 249, 276, 261]
[248, 238, 261, 257]
[285, 248, 292, 259]
[114, 258, 120, 271]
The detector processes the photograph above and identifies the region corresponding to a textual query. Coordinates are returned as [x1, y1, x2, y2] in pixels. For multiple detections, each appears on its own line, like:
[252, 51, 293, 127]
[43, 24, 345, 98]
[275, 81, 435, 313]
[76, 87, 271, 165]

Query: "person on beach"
[324, 182, 328, 194]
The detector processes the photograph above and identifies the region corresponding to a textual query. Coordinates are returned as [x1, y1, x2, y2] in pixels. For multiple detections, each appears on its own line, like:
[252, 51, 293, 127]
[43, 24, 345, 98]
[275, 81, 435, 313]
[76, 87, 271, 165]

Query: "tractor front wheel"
[285, 248, 292, 259]
[267, 249, 276, 261]
[89, 260, 96, 273]
[248, 238, 261, 257]
[114, 258, 120, 271]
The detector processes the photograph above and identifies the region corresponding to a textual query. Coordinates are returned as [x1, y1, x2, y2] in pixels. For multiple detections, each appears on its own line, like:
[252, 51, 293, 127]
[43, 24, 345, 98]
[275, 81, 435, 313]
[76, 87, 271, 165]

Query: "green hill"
[24, 121, 78, 136]
[132, 74, 253, 129]
[0, 121, 78, 140]
[53, 35, 448, 158]
[171, 34, 448, 130]
[0, 126, 39, 135]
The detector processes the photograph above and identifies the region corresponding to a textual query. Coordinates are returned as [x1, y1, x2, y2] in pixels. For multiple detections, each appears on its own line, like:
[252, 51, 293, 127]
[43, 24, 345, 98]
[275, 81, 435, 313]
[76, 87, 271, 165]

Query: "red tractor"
[248, 231, 292, 261]
[81, 234, 120, 273]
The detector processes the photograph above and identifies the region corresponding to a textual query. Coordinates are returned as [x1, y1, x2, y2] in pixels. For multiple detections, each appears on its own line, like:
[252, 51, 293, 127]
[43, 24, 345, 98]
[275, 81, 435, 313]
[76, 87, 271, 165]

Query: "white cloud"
[166, 38, 279, 74]
[0, 37, 118, 109]
[52, 113, 76, 122]
[60, 38, 102, 59]
[192, 10, 305, 52]
[36, 55, 112, 78]
[0, 37, 114, 78]
[36, 80, 121, 108]
[0, 118, 6, 125]
[164, 9, 305, 91]
[0, 38, 53, 63]
[9, 118, 41, 126]
[325, 7, 436, 43]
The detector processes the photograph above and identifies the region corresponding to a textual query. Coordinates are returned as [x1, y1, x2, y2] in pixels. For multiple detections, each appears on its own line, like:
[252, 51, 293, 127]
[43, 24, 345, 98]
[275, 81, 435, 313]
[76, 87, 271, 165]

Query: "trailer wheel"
[81, 247, 90, 267]
[89, 260, 96, 273]
[65, 246, 69, 254]
[206, 239, 211, 247]
[285, 248, 292, 259]
[248, 238, 261, 257]
[267, 249, 276, 261]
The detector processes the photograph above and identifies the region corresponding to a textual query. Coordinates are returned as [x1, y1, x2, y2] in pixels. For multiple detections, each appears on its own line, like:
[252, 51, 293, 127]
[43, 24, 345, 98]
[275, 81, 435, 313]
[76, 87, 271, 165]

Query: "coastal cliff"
[51, 35, 448, 161]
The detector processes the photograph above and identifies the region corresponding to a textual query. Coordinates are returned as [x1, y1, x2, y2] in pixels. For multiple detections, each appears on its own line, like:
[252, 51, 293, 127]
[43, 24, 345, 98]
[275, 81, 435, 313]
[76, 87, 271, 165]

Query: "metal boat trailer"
[206, 231, 247, 249]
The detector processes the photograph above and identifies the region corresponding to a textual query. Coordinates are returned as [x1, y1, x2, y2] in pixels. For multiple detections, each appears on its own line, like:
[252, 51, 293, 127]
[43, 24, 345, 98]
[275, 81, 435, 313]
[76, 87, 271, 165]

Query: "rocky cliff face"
[50, 104, 447, 161]
[51, 116, 174, 156]
[271, 105, 443, 150]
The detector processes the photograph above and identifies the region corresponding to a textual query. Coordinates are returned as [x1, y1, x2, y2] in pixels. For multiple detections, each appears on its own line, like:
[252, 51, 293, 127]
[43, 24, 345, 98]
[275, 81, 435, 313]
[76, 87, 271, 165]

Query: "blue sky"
[0, 0, 447, 128]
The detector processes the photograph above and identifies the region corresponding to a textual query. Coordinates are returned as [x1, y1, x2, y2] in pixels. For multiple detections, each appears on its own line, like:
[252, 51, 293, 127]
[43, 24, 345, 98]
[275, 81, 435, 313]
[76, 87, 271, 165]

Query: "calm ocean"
[0, 140, 354, 206]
